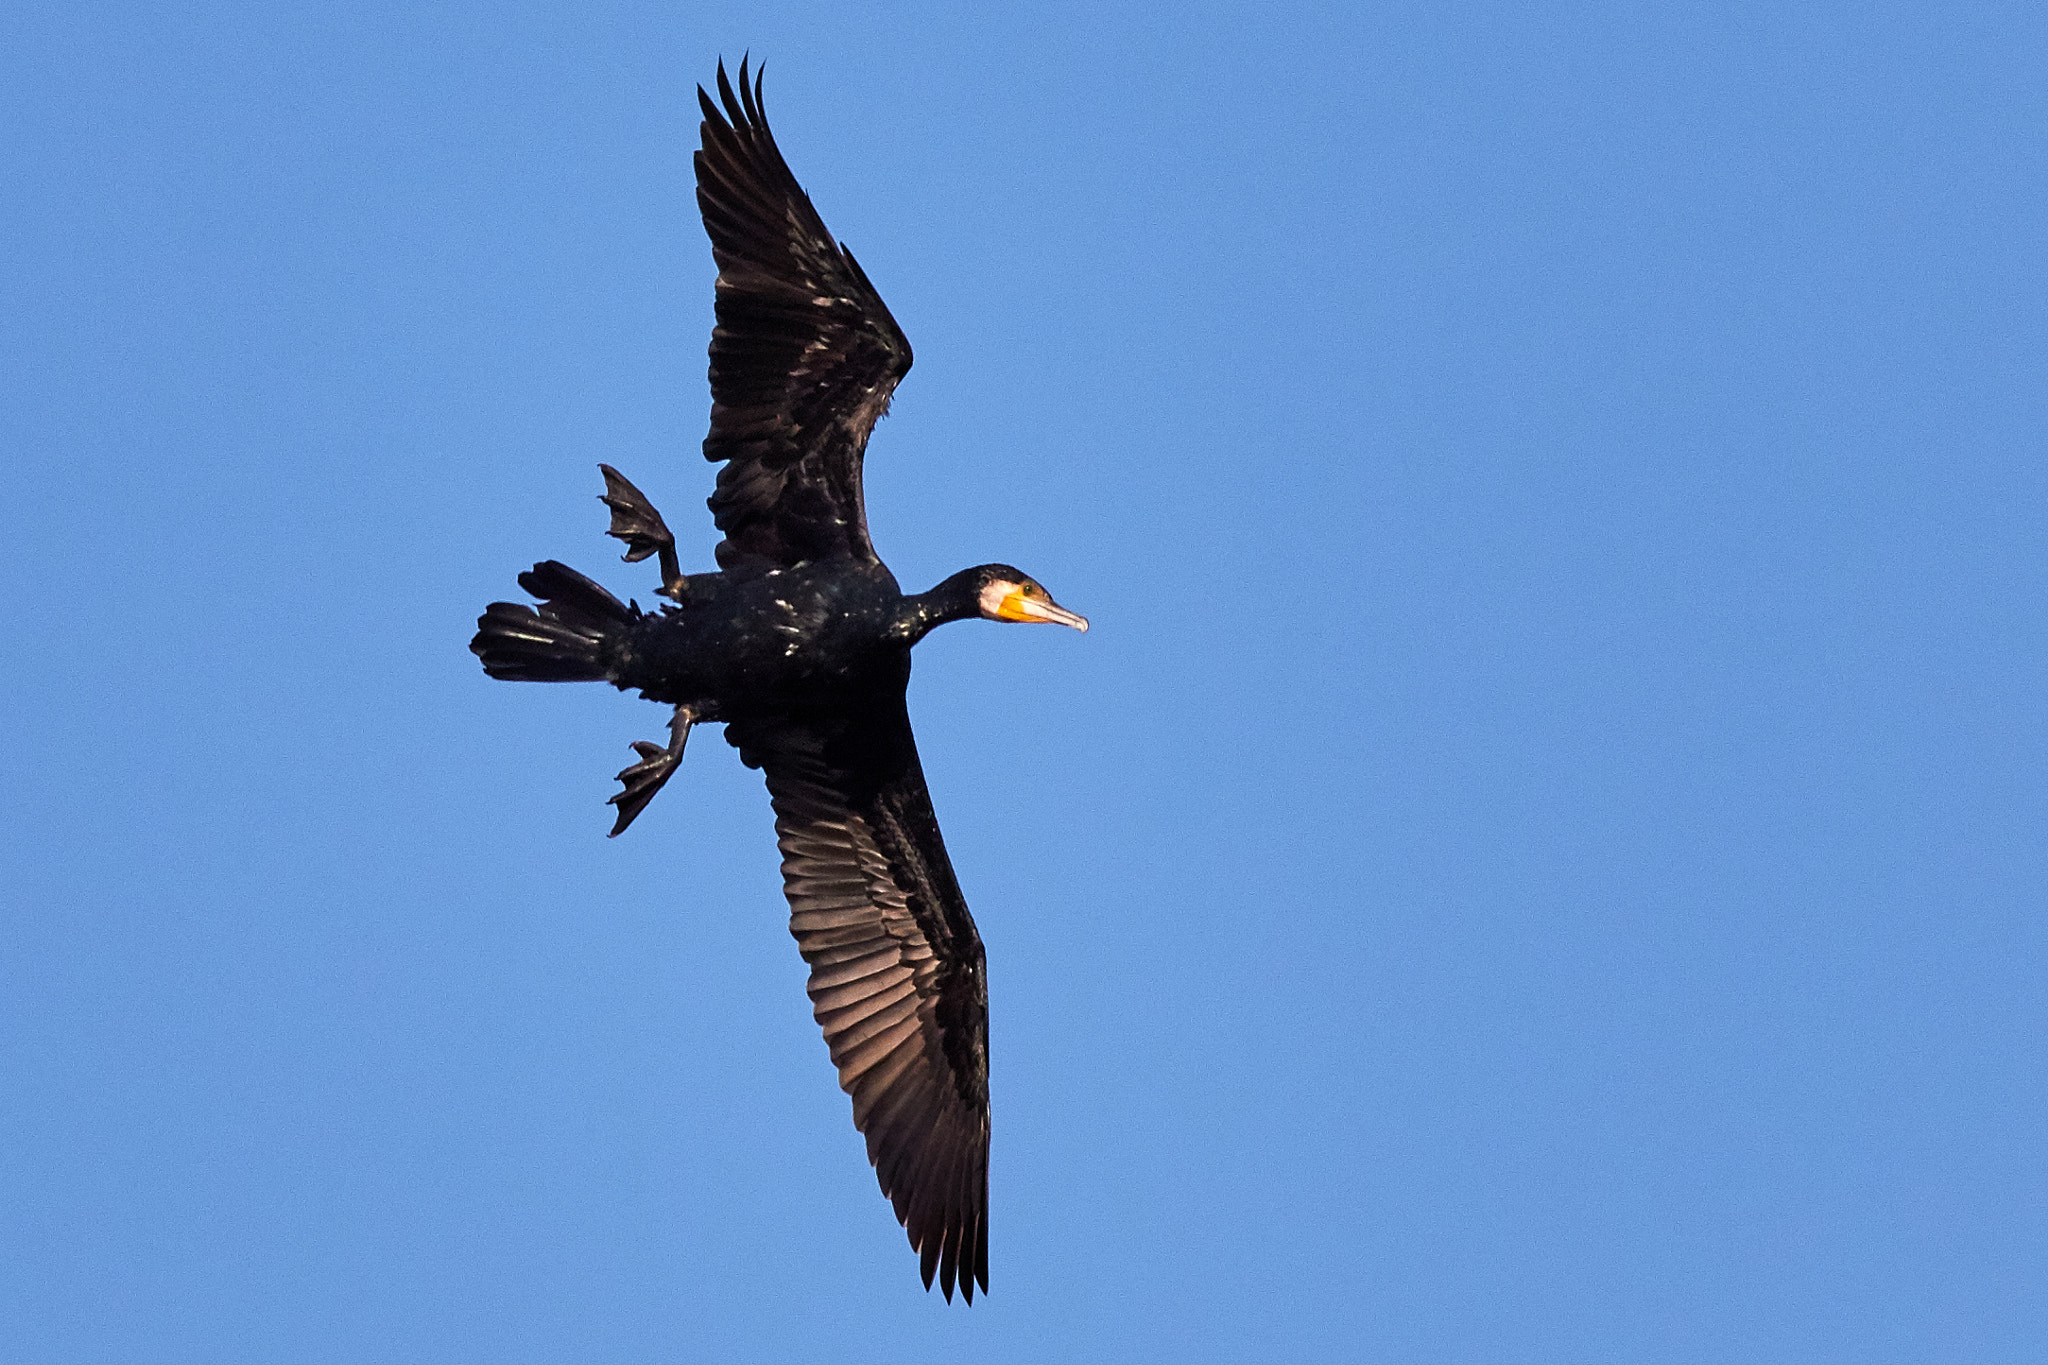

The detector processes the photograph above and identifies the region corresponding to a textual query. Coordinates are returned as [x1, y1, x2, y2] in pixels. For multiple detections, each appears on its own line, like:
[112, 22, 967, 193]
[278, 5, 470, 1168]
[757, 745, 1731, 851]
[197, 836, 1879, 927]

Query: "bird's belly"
[621, 614, 891, 714]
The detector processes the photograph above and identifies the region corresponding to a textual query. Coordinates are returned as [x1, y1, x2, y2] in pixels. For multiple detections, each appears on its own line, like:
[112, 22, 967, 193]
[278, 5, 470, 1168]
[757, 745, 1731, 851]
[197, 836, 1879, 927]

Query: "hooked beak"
[1000, 591, 1089, 632]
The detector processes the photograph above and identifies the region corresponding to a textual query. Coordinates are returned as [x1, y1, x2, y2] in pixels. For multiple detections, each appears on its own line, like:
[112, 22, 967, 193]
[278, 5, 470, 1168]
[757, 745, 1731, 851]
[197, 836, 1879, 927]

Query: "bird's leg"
[608, 705, 694, 837]
[598, 463, 688, 602]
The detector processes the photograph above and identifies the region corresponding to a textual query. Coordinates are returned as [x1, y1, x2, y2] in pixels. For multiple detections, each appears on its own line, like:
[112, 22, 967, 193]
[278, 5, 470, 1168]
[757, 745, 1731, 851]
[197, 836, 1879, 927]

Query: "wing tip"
[707, 54, 766, 133]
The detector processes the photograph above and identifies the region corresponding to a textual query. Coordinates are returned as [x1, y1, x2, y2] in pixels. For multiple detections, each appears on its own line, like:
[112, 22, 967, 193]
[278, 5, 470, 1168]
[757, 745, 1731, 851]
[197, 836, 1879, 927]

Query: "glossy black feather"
[471, 561, 636, 682]
[695, 58, 913, 571]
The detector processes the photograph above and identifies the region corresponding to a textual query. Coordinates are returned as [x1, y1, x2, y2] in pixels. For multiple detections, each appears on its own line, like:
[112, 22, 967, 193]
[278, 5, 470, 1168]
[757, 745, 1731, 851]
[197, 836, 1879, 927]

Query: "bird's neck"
[890, 568, 988, 645]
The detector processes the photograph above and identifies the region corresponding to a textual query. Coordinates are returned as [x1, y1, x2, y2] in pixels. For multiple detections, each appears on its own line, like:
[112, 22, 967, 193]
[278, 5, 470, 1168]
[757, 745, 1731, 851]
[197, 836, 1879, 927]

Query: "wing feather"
[729, 699, 989, 1302]
[695, 58, 914, 571]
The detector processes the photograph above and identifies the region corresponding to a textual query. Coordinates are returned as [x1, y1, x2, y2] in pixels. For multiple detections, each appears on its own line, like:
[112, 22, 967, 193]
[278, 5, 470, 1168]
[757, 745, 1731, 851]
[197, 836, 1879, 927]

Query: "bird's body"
[468, 60, 1083, 1304]
[620, 561, 911, 716]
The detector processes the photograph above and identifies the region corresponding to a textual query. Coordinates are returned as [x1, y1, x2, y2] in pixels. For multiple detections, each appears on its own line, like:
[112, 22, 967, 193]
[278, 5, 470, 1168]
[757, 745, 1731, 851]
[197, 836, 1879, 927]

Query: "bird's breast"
[618, 575, 905, 713]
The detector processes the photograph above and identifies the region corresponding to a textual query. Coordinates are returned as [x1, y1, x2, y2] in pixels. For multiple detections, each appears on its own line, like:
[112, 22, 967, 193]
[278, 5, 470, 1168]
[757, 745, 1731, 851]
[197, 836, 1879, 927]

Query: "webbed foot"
[598, 464, 687, 602]
[608, 706, 694, 837]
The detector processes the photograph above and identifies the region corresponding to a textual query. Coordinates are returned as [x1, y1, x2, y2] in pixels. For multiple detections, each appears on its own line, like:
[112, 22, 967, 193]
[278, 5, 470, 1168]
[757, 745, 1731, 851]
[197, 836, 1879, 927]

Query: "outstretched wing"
[696, 59, 914, 571]
[727, 698, 990, 1303]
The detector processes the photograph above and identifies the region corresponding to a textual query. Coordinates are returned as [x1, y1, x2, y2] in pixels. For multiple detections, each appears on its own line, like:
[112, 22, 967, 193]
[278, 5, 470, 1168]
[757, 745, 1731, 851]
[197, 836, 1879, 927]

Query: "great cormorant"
[469, 60, 1085, 1304]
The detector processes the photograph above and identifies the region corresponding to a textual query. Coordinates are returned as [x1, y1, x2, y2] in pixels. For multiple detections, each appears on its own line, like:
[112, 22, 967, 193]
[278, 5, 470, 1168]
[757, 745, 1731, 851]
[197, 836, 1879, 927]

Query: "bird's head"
[901, 564, 1089, 642]
[969, 565, 1089, 632]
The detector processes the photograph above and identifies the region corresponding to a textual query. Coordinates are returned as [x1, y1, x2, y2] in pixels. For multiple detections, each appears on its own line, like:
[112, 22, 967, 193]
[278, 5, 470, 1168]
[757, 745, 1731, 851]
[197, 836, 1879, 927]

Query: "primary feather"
[696, 60, 914, 571]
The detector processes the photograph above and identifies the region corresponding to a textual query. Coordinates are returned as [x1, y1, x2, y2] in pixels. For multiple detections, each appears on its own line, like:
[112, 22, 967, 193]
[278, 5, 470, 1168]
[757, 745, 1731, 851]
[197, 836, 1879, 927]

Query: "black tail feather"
[472, 560, 636, 682]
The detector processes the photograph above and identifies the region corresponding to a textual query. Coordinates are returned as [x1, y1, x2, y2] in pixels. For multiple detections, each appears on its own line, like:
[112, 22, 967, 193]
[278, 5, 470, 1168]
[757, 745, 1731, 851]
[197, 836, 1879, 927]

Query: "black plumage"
[695, 60, 911, 571]
[469, 59, 1086, 1303]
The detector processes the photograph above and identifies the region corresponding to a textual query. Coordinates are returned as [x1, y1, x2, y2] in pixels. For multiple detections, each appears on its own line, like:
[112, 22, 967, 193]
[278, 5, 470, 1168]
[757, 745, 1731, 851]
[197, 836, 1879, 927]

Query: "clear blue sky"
[4, 2, 2043, 1360]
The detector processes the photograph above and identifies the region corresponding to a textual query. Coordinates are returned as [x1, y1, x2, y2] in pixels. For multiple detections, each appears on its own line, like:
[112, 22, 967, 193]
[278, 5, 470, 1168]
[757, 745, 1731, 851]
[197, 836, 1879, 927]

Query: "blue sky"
[4, 2, 2044, 1360]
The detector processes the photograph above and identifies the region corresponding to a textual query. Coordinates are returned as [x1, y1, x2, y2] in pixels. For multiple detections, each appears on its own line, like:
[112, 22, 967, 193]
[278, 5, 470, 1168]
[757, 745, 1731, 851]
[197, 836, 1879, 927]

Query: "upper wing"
[727, 698, 990, 1303]
[695, 59, 914, 571]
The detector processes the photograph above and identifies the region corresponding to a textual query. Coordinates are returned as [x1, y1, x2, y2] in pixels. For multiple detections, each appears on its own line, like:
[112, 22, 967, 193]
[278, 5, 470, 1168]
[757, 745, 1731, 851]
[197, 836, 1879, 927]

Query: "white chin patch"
[978, 580, 1020, 619]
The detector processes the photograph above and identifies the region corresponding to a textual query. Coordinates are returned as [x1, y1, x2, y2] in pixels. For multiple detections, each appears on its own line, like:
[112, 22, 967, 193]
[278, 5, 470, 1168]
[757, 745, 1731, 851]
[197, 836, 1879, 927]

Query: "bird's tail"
[471, 560, 637, 683]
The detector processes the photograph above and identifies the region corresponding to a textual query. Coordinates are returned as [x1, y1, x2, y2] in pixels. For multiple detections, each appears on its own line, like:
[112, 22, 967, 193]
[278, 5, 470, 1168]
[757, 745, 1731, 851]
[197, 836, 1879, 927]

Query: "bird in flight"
[470, 58, 1086, 1304]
